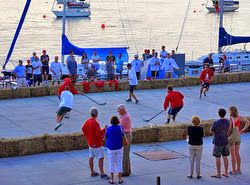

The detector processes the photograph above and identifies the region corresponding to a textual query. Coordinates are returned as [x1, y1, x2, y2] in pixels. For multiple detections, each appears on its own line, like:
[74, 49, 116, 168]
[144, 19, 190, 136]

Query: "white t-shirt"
[131, 59, 143, 72]
[50, 61, 62, 76]
[91, 55, 101, 65]
[60, 91, 73, 109]
[160, 58, 180, 72]
[160, 50, 168, 61]
[128, 68, 138, 85]
[32, 61, 42, 75]
[149, 57, 161, 71]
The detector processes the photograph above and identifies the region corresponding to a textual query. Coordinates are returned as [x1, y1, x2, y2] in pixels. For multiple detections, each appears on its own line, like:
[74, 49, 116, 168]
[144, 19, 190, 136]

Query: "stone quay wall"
[0, 117, 249, 158]
[0, 72, 249, 100]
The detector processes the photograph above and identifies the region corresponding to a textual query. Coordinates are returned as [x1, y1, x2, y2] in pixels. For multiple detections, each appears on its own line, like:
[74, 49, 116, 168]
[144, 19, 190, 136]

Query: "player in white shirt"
[54, 86, 73, 130]
[50, 56, 62, 85]
[149, 52, 161, 79]
[32, 56, 42, 87]
[130, 54, 144, 80]
[91, 50, 101, 71]
[160, 45, 168, 62]
[126, 63, 139, 104]
[160, 53, 180, 78]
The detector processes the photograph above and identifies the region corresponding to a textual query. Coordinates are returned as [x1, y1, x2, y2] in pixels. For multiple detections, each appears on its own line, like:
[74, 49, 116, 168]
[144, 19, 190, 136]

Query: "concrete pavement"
[0, 133, 250, 185]
[0, 82, 249, 138]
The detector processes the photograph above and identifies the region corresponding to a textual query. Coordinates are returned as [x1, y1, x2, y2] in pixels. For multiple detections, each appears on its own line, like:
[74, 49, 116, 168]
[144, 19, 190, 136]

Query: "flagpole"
[61, 0, 66, 65]
[218, 0, 224, 53]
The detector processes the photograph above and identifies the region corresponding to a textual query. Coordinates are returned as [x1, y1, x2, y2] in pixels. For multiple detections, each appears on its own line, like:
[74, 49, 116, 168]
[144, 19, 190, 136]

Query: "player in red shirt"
[82, 107, 109, 179]
[199, 64, 214, 98]
[57, 78, 84, 97]
[164, 85, 184, 124]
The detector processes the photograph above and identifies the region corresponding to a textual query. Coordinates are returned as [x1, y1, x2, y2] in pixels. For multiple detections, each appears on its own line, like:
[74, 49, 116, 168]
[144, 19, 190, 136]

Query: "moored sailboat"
[188, 0, 250, 72]
[206, 0, 239, 12]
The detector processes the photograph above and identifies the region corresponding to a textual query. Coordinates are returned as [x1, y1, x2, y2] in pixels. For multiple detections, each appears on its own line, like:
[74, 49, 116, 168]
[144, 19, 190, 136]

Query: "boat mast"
[218, 0, 224, 53]
[62, 0, 66, 65]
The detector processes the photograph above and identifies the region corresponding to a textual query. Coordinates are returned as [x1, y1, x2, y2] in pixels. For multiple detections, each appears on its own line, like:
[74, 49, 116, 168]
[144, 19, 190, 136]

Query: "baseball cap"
[222, 55, 227, 59]
[134, 54, 138, 58]
[32, 52, 36, 55]
[42, 50, 46, 53]
[155, 52, 158, 55]
[27, 59, 31, 63]
[127, 63, 131, 67]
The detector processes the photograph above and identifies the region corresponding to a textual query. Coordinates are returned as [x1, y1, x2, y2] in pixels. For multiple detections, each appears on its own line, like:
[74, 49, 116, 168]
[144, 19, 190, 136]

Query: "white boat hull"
[206, 6, 239, 12]
[67, 4, 90, 8]
[186, 50, 250, 67]
[52, 9, 91, 17]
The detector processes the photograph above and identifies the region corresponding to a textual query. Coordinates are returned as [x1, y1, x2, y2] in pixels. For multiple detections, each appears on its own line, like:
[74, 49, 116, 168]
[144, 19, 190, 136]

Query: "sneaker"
[187, 175, 193, 179]
[135, 100, 139, 104]
[46, 81, 50, 85]
[100, 174, 110, 180]
[126, 99, 132, 102]
[91, 172, 99, 177]
[204, 92, 206, 97]
[42, 81, 46, 86]
[172, 116, 176, 122]
[65, 113, 69, 119]
[197, 175, 202, 179]
[54, 123, 62, 130]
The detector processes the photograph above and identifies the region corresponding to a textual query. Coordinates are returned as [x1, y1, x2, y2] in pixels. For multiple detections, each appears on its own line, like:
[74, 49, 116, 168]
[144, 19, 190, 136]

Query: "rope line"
[115, 0, 130, 48]
[176, 0, 192, 52]
[122, 0, 138, 53]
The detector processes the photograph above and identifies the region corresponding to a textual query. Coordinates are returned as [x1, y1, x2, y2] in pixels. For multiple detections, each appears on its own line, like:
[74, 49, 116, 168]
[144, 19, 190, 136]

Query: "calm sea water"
[1, 0, 250, 69]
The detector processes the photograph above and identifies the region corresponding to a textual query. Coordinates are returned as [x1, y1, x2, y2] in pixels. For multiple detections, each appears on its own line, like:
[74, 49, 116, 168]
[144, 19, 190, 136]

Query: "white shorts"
[52, 75, 61, 82]
[17, 78, 26, 87]
[89, 146, 104, 159]
[165, 69, 174, 73]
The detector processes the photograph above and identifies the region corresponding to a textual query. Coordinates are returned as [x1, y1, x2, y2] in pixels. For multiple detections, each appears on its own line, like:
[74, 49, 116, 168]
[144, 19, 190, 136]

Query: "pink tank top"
[230, 116, 241, 131]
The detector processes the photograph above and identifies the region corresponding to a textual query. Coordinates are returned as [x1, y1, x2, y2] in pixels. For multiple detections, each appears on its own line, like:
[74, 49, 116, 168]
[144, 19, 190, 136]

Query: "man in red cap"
[199, 64, 214, 98]
[219, 55, 230, 73]
[40, 50, 50, 85]
[25, 59, 33, 86]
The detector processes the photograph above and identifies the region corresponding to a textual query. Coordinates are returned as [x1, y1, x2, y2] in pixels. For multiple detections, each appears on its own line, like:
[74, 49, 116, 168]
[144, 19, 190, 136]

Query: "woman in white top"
[81, 53, 89, 75]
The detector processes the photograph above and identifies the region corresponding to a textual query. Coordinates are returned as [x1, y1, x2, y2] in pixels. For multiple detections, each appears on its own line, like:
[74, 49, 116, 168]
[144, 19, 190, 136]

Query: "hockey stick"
[143, 110, 165, 122]
[84, 94, 106, 106]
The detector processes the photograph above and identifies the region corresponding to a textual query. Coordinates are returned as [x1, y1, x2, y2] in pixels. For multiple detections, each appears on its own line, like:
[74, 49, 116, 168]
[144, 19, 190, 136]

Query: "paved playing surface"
[0, 82, 249, 138]
[0, 133, 250, 185]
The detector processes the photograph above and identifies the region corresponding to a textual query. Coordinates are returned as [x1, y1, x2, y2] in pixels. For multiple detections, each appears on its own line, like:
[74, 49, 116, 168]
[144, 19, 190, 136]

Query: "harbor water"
[1, 0, 250, 69]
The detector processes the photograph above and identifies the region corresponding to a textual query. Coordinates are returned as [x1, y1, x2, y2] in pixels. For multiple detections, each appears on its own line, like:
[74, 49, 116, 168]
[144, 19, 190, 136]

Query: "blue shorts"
[26, 76, 33, 85]
[129, 85, 136, 93]
[33, 74, 42, 83]
[201, 83, 210, 88]
[168, 105, 183, 116]
[116, 69, 123, 76]
[213, 145, 230, 158]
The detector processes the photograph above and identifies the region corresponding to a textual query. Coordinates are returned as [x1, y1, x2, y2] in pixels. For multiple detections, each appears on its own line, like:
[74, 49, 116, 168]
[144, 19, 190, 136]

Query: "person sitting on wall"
[87, 65, 98, 82]
[219, 55, 230, 73]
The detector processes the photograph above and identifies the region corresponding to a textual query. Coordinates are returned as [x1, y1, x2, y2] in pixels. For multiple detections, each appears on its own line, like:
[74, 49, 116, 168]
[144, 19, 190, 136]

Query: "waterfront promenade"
[0, 133, 249, 185]
[0, 82, 249, 138]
